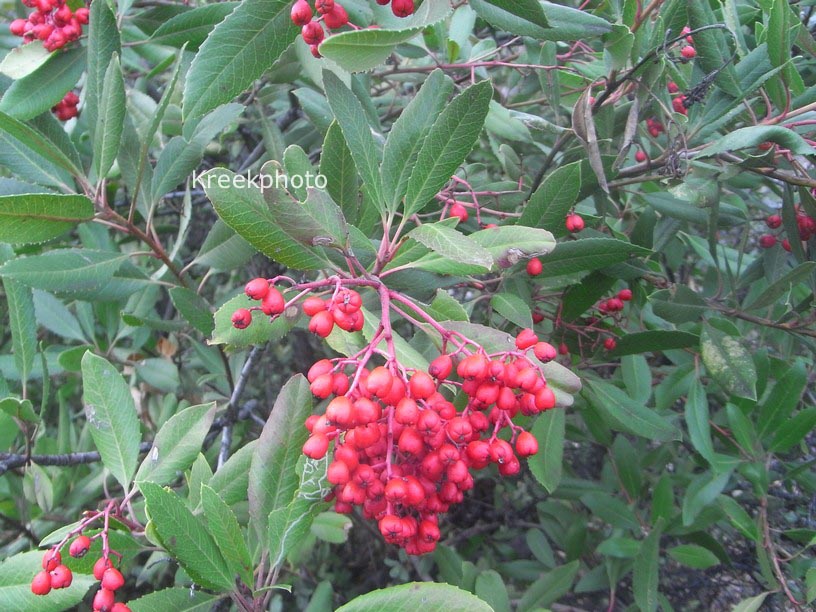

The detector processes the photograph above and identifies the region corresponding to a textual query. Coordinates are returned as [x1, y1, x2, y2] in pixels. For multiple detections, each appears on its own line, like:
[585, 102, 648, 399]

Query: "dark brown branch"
[0, 442, 152, 477]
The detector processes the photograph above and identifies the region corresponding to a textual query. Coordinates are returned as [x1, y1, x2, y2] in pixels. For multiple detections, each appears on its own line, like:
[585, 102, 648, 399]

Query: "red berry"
[334, 289, 362, 313]
[526, 257, 543, 276]
[515, 431, 539, 457]
[323, 4, 348, 29]
[244, 277, 269, 300]
[307, 359, 333, 382]
[366, 366, 394, 399]
[42, 549, 61, 571]
[302, 21, 324, 45]
[672, 95, 688, 115]
[618, 288, 633, 301]
[448, 203, 468, 222]
[766, 214, 782, 229]
[308, 310, 334, 337]
[391, 0, 414, 17]
[302, 296, 326, 316]
[260, 287, 285, 316]
[50, 565, 73, 589]
[69, 535, 92, 558]
[93, 557, 113, 580]
[10, 19, 27, 36]
[310, 44, 321, 58]
[325, 396, 354, 428]
[428, 354, 453, 380]
[680, 45, 696, 59]
[667, 81, 679, 93]
[315, 0, 334, 13]
[93, 587, 116, 612]
[408, 371, 435, 400]
[533, 342, 557, 362]
[604, 337, 617, 351]
[291, 0, 313, 26]
[635, 150, 647, 163]
[558, 343, 569, 355]
[515, 328, 539, 350]
[758, 234, 777, 249]
[327, 460, 351, 485]
[111, 604, 132, 612]
[532, 310, 544, 324]
[303, 433, 330, 459]
[565, 213, 584, 233]
[231, 308, 252, 329]
[31, 570, 52, 595]
[75, 8, 90, 24]
[781, 238, 791, 252]
[101, 567, 124, 591]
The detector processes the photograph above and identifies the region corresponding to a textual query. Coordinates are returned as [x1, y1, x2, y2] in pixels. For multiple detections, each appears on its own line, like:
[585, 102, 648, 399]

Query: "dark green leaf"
[0, 194, 93, 244]
[150, 3, 238, 50]
[541, 238, 651, 277]
[633, 521, 662, 612]
[700, 323, 757, 401]
[529, 409, 564, 493]
[337, 583, 492, 612]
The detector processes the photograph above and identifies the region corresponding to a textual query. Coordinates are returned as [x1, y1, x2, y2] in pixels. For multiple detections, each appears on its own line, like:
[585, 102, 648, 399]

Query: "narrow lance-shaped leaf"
[0, 194, 93, 245]
[81, 352, 141, 491]
[3, 279, 37, 391]
[86, 0, 121, 140]
[403, 80, 494, 217]
[200, 484, 253, 586]
[93, 54, 126, 180]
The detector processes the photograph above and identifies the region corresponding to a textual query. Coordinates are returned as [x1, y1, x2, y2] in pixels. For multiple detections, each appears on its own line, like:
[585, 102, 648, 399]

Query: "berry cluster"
[52, 90, 79, 121]
[301, 329, 558, 554]
[9, 1, 89, 52]
[32, 537, 130, 611]
[597, 288, 632, 315]
[758, 209, 816, 251]
[645, 117, 665, 138]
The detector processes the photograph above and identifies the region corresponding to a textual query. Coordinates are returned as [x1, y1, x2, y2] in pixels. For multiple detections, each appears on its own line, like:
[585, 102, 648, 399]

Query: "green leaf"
[320, 121, 361, 224]
[475, 570, 511, 612]
[319, 2, 453, 72]
[3, 278, 36, 389]
[169, 287, 214, 336]
[743, 262, 816, 311]
[757, 362, 806, 438]
[581, 492, 640, 530]
[597, 536, 642, 558]
[311, 511, 353, 544]
[491, 292, 533, 328]
[0, 397, 38, 423]
[0, 42, 50, 80]
[516, 561, 580, 611]
[686, 1, 741, 97]
[201, 168, 326, 270]
[621, 354, 651, 405]
[408, 223, 493, 271]
[731, 593, 769, 612]
[0, 551, 96, 612]
[200, 485, 253, 586]
[128, 588, 220, 612]
[211, 292, 295, 349]
[769, 407, 816, 453]
[208, 440, 256, 506]
[150, 3, 238, 50]
[583, 379, 680, 442]
[323, 71, 384, 216]
[86, 0, 120, 138]
[718, 495, 759, 542]
[685, 379, 714, 463]
[403, 80, 493, 217]
[0, 249, 128, 296]
[135, 403, 217, 486]
[382, 70, 454, 210]
[633, 522, 662, 612]
[263, 180, 349, 250]
[92, 54, 125, 180]
[193, 219, 255, 272]
[248, 375, 313, 541]
[267, 489, 326, 569]
[700, 323, 757, 401]
[183, 0, 298, 118]
[667, 544, 720, 569]
[0, 194, 93, 244]
[0, 111, 82, 180]
[540, 238, 651, 277]
[471, 0, 610, 39]
[698, 126, 815, 157]
[337, 583, 493, 612]
[529, 409, 564, 493]
[0, 47, 85, 121]
[81, 352, 141, 491]
[682, 471, 732, 527]
[518, 161, 581, 231]
[140, 482, 235, 591]
[612, 330, 700, 356]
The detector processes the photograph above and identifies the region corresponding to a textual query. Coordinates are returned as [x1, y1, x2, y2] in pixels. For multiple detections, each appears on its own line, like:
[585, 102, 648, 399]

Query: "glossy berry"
[290, 0, 313, 26]
[515, 328, 538, 350]
[604, 337, 617, 351]
[70, 534, 92, 558]
[526, 257, 542, 276]
[93, 587, 116, 612]
[766, 214, 782, 229]
[302, 21, 324, 45]
[260, 287, 285, 316]
[302, 296, 326, 316]
[93, 557, 113, 581]
[391, 0, 414, 17]
[315, 0, 334, 13]
[309, 310, 334, 337]
[533, 342, 557, 362]
[558, 343, 569, 355]
[303, 433, 330, 459]
[635, 150, 647, 163]
[101, 567, 125, 591]
[618, 288, 633, 301]
[781, 238, 791, 252]
[448, 203, 468, 223]
[42, 549, 61, 571]
[515, 431, 539, 457]
[565, 213, 584, 233]
[680, 45, 696, 59]
[428, 354, 453, 380]
[10, 19, 27, 36]
[31, 570, 52, 595]
[758, 234, 777, 249]
[667, 81, 679, 93]
[111, 604, 132, 612]
[244, 277, 269, 300]
[231, 308, 252, 329]
[50, 565, 72, 589]
[323, 4, 348, 29]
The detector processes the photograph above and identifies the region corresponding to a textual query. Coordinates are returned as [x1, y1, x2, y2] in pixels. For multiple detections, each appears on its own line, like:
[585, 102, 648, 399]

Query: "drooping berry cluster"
[52, 90, 79, 121]
[32, 536, 130, 611]
[300, 328, 558, 554]
[9, 1, 89, 52]
[758, 208, 816, 252]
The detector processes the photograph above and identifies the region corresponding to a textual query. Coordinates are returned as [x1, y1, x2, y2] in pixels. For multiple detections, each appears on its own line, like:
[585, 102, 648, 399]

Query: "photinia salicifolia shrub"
[0, 0, 814, 610]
